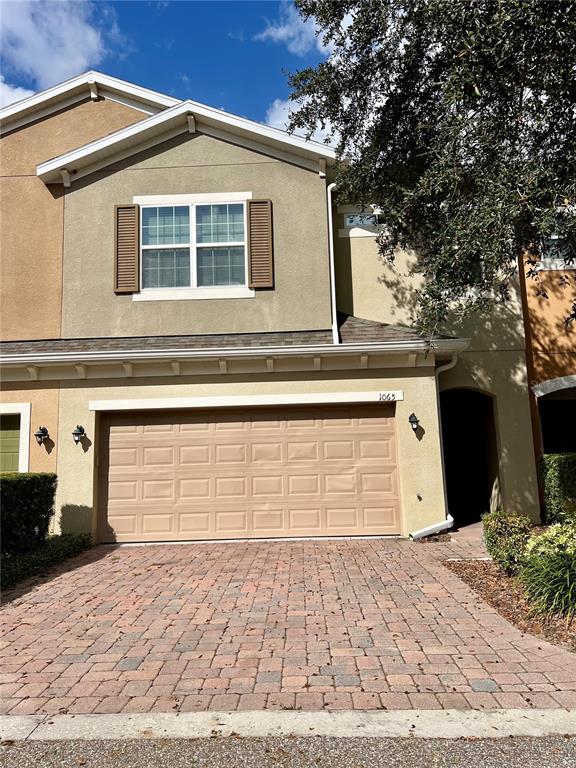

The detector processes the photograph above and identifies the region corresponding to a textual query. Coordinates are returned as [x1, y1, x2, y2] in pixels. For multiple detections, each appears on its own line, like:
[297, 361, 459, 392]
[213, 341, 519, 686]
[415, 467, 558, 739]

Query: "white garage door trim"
[89, 390, 404, 412]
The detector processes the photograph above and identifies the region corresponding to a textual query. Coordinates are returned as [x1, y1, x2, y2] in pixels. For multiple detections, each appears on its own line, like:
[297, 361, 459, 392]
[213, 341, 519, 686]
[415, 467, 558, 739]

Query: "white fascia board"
[36, 100, 336, 184]
[0, 71, 179, 133]
[0, 338, 468, 367]
[89, 390, 405, 412]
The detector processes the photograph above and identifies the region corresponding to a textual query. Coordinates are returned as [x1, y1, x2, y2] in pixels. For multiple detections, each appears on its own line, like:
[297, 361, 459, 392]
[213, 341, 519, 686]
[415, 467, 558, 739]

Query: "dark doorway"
[440, 389, 500, 528]
[539, 387, 576, 454]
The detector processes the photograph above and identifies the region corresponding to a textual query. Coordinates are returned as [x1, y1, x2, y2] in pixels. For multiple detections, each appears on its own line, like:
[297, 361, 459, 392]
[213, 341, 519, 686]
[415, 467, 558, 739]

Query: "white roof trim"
[0, 71, 179, 133]
[36, 99, 336, 184]
[0, 338, 469, 367]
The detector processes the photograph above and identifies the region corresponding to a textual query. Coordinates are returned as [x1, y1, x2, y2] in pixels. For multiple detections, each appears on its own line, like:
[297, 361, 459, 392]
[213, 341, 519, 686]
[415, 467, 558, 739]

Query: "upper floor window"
[141, 202, 247, 290]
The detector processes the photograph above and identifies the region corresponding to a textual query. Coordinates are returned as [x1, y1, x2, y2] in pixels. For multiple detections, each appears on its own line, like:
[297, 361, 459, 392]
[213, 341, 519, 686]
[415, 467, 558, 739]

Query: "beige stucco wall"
[335, 223, 421, 326]
[54, 369, 446, 538]
[335, 225, 541, 521]
[61, 132, 332, 338]
[0, 385, 59, 473]
[0, 98, 149, 342]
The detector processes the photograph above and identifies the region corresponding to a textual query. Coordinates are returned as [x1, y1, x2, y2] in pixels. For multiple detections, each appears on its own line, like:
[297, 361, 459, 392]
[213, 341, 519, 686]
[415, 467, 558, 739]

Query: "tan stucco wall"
[61, 132, 332, 337]
[335, 222, 421, 326]
[54, 370, 446, 538]
[335, 226, 541, 520]
[522, 268, 575, 385]
[0, 98, 149, 341]
[0, 385, 59, 473]
[0, 98, 148, 176]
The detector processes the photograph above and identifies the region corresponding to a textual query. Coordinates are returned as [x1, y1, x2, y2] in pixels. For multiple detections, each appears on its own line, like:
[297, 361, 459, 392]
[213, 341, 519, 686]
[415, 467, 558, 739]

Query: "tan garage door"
[98, 405, 401, 543]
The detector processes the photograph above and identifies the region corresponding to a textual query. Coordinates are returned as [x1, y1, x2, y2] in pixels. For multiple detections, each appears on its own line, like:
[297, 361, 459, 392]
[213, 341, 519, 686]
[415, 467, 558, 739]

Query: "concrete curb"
[1, 709, 576, 742]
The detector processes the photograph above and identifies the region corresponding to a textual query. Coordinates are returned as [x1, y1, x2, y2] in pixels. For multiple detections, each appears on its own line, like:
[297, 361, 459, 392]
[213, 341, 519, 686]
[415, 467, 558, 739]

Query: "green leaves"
[289, 0, 576, 333]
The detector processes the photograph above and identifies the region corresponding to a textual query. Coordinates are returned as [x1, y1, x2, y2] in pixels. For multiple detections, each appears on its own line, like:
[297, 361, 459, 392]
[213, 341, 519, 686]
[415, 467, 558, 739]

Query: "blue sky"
[0, 0, 329, 131]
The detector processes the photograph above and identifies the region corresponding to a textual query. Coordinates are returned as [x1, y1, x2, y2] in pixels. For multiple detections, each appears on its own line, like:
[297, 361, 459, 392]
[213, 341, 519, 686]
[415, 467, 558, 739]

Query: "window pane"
[195, 204, 244, 244]
[142, 206, 189, 246]
[142, 249, 190, 288]
[196, 246, 245, 286]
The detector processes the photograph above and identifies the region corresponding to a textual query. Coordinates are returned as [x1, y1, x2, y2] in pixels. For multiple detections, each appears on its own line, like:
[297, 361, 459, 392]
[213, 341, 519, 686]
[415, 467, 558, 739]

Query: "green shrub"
[0, 473, 57, 554]
[0, 533, 92, 590]
[541, 453, 576, 524]
[519, 523, 576, 618]
[482, 508, 532, 574]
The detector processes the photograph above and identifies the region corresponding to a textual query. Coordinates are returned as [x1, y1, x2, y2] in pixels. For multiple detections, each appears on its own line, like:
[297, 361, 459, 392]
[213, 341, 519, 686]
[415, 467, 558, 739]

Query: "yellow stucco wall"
[54, 370, 446, 538]
[0, 98, 149, 342]
[334, 225, 541, 521]
[0, 385, 59, 473]
[61, 133, 332, 338]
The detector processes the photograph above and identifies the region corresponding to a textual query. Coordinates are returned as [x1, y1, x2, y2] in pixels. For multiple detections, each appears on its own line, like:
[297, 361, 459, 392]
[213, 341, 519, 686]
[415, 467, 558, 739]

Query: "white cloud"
[265, 97, 334, 144]
[255, 2, 353, 58]
[0, 75, 34, 107]
[0, 1, 123, 90]
[255, 2, 328, 57]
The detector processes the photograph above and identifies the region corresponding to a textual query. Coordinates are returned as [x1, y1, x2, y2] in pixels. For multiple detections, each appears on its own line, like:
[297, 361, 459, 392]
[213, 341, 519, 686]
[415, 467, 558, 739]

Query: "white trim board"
[133, 287, 255, 302]
[532, 375, 576, 398]
[133, 192, 252, 205]
[89, 391, 404, 412]
[0, 402, 31, 472]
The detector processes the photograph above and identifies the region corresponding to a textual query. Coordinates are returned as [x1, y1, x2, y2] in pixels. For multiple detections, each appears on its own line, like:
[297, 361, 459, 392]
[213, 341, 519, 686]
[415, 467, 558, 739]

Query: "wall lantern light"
[72, 425, 86, 444]
[408, 413, 420, 431]
[34, 426, 49, 445]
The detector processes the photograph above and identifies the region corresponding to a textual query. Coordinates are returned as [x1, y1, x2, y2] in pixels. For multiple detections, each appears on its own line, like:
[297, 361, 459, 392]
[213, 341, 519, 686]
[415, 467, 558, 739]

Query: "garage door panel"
[180, 445, 211, 465]
[252, 475, 284, 496]
[100, 405, 401, 542]
[288, 474, 320, 495]
[179, 478, 211, 499]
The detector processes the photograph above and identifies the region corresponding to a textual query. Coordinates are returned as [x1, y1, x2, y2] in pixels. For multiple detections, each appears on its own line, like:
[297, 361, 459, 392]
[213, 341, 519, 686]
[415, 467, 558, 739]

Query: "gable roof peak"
[0, 71, 179, 134]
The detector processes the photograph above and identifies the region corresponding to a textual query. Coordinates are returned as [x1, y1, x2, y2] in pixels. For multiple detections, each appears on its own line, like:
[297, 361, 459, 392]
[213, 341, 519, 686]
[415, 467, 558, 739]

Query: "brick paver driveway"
[1, 538, 575, 716]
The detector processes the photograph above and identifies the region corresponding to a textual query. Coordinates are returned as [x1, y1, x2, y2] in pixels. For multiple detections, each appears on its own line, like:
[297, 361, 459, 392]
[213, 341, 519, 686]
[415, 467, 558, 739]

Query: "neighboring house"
[0, 71, 558, 544]
[520, 245, 575, 462]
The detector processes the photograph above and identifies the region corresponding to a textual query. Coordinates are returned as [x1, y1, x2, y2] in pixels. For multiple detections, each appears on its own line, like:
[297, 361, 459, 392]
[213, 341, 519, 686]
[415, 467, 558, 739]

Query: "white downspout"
[409, 353, 459, 540]
[326, 182, 340, 345]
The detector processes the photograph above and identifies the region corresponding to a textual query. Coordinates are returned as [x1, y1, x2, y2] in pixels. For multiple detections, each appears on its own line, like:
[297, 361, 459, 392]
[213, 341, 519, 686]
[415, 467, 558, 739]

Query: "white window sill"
[132, 287, 256, 302]
[536, 258, 576, 272]
[338, 227, 379, 239]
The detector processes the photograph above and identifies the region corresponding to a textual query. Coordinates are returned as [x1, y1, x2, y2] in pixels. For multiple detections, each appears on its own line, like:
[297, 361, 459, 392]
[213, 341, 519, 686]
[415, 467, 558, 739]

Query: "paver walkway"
[1, 537, 575, 716]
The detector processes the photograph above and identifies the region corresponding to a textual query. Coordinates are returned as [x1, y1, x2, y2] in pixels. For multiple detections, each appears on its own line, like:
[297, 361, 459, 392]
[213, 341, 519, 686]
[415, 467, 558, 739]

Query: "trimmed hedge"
[0, 473, 57, 555]
[1, 534, 92, 590]
[482, 508, 532, 574]
[519, 523, 576, 618]
[541, 453, 576, 524]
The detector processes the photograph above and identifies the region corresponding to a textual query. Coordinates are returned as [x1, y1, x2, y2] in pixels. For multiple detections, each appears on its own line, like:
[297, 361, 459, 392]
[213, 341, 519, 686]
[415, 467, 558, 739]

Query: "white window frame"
[133, 192, 255, 301]
[0, 403, 31, 472]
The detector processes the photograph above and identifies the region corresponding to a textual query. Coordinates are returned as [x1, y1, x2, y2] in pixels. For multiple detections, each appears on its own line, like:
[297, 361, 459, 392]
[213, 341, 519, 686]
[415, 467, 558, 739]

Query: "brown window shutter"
[247, 199, 274, 289]
[114, 204, 139, 294]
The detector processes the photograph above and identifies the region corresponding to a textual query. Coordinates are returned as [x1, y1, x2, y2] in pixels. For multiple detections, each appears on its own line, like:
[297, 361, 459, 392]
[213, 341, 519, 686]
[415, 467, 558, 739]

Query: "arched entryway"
[537, 386, 576, 454]
[440, 388, 500, 528]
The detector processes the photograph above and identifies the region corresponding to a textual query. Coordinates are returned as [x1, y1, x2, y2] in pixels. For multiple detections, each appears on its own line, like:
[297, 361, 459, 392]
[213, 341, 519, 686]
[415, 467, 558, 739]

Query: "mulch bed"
[445, 559, 576, 651]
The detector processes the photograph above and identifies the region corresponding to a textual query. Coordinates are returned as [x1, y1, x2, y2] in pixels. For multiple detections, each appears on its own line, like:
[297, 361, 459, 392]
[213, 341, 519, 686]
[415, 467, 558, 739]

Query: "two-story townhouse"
[1, 72, 543, 544]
